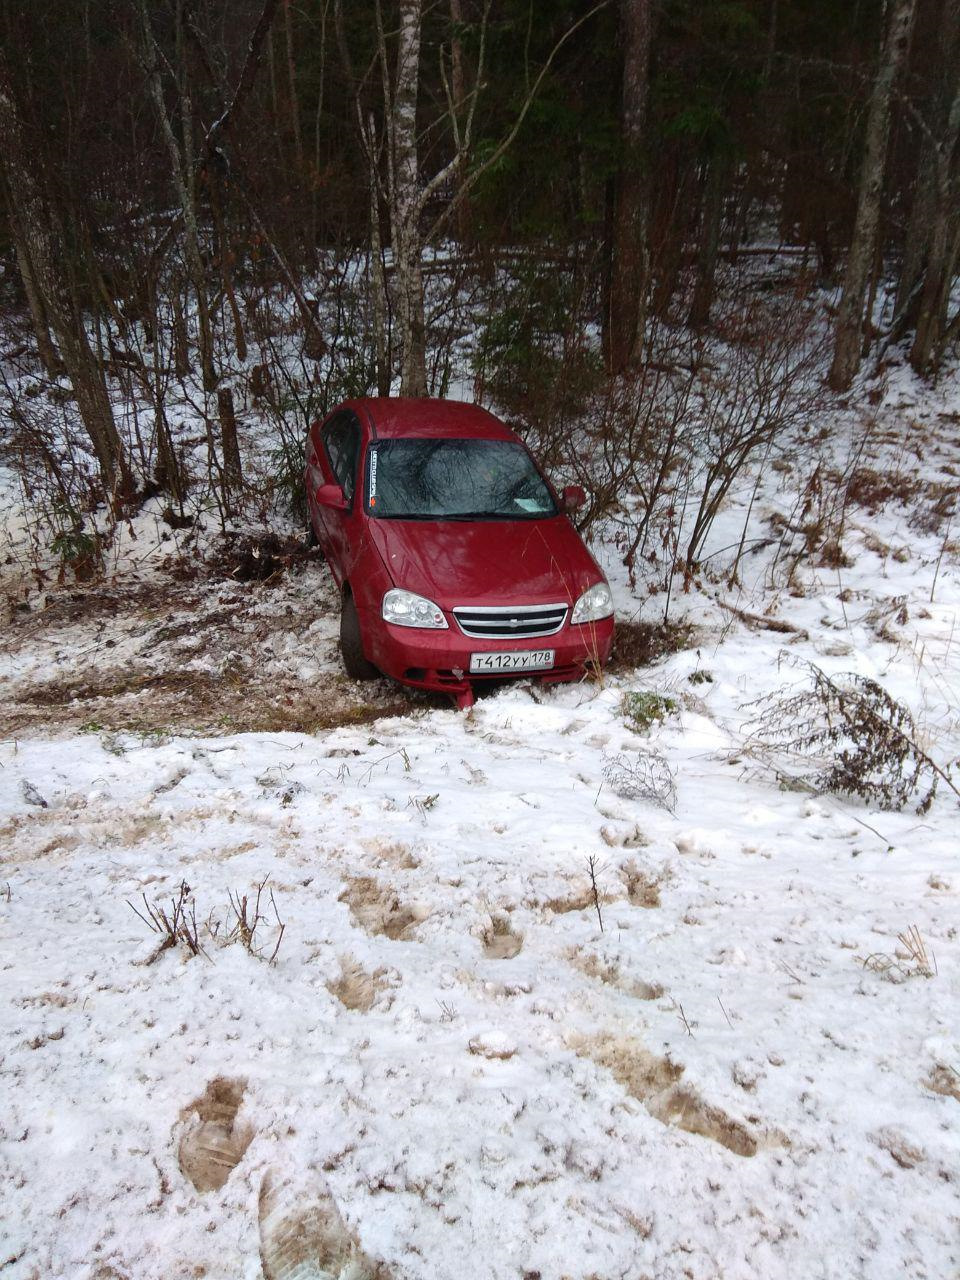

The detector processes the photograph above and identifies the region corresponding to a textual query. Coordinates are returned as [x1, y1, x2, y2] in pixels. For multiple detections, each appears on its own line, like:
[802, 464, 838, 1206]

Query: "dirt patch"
[327, 957, 391, 1012]
[2, 666, 425, 738]
[573, 1032, 681, 1095]
[608, 619, 696, 672]
[339, 877, 427, 940]
[647, 1086, 759, 1158]
[177, 1077, 252, 1193]
[0, 565, 445, 737]
[572, 1033, 759, 1157]
[482, 915, 523, 959]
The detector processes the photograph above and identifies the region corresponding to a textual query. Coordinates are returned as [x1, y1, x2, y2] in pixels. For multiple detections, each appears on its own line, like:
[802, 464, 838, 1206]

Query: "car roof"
[343, 397, 517, 442]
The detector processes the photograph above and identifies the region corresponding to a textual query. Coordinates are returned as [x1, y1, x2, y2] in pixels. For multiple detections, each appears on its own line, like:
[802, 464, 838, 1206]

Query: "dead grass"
[482, 915, 524, 959]
[925, 1065, 960, 1101]
[621, 860, 662, 908]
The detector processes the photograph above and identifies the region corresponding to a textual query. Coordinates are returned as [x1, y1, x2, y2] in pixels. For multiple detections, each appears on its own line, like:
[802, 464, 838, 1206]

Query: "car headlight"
[571, 581, 613, 624]
[382, 588, 448, 629]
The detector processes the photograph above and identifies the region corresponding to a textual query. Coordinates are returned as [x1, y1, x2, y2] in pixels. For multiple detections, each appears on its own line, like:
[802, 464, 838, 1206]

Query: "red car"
[305, 398, 614, 708]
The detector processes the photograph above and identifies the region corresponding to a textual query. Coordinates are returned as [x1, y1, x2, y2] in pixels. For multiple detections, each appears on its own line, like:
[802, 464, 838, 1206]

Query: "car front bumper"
[367, 615, 615, 703]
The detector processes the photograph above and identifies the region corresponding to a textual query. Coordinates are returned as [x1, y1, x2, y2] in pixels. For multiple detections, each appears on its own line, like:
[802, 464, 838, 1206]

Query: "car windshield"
[365, 438, 557, 520]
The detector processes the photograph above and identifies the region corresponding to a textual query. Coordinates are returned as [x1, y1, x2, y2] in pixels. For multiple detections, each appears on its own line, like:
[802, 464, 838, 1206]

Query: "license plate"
[469, 649, 555, 674]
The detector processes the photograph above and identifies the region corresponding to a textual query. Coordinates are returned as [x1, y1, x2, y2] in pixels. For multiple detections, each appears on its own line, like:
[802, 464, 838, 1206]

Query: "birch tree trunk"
[0, 52, 127, 492]
[392, 0, 428, 397]
[449, 0, 472, 245]
[605, 0, 652, 372]
[367, 116, 391, 396]
[828, 0, 917, 391]
[137, 0, 216, 392]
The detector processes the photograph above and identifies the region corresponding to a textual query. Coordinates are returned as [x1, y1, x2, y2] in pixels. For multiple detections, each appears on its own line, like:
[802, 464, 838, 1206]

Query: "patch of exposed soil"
[2, 668, 420, 738]
[0, 564, 444, 737]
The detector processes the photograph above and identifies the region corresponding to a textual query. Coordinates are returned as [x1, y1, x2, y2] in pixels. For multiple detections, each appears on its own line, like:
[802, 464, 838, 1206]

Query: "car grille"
[453, 603, 568, 639]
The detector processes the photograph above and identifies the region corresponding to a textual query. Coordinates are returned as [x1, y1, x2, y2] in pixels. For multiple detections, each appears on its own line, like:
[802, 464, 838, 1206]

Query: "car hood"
[368, 515, 604, 607]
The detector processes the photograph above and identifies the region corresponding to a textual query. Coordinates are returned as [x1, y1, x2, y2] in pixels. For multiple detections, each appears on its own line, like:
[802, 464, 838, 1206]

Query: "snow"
[2, 556, 959, 1278]
[2, 299, 960, 1276]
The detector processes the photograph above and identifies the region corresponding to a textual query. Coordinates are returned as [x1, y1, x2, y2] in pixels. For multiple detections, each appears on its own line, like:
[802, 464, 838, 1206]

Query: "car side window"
[323, 414, 360, 501]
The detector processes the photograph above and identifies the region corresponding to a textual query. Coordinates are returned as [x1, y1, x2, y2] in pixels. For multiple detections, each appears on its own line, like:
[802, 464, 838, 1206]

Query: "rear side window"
[323, 414, 360, 500]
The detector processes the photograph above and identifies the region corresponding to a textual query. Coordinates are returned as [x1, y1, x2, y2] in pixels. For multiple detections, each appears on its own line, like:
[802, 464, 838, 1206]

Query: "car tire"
[340, 592, 378, 681]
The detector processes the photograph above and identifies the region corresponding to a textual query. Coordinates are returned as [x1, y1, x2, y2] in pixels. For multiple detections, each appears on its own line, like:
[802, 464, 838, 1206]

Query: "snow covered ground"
[1, 355, 960, 1279]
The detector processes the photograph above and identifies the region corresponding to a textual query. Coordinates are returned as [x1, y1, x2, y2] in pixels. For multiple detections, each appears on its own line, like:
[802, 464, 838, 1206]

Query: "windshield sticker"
[514, 498, 543, 512]
[369, 448, 378, 507]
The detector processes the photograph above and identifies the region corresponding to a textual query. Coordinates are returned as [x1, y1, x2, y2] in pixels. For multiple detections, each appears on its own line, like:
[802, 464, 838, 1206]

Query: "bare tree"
[0, 48, 129, 494]
[605, 0, 653, 371]
[828, 0, 916, 391]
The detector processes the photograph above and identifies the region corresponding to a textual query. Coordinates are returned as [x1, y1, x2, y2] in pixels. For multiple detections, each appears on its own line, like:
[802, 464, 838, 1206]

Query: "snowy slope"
[2, 342, 960, 1279]
[2, 616, 958, 1278]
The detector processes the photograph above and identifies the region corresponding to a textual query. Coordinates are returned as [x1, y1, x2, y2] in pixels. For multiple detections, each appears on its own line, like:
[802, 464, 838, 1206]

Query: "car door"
[317, 411, 362, 585]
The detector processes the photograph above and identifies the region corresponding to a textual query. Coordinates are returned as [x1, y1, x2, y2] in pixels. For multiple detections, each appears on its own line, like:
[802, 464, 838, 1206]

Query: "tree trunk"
[9, 212, 61, 375]
[283, 0, 303, 166]
[449, 0, 472, 246]
[392, 0, 428, 397]
[688, 157, 726, 329]
[605, 0, 652, 372]
[909, 10, 960, 372]
[828, 0, 917, 391]
[368, 115, 391, 396]
[217, 387, 243, 491]
[137, 0, 217, 392]
[0, 51, 127, 492]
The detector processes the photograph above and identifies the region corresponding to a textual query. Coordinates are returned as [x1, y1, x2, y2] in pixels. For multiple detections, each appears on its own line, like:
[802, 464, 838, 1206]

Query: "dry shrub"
[749, 658, 959, 814]
[609, 618, 695, 670]
[845, 467, 919, 512]
[207, 532, 319, 583]
[603, 747, 677, 812]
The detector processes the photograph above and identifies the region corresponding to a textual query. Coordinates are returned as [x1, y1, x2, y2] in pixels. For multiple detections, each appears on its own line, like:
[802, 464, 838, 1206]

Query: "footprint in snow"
[259, 1167, 392, 1280]
[177, 1077, 252, 1193]
[339, 877, 429, 940]
[482, 915, 523, 959]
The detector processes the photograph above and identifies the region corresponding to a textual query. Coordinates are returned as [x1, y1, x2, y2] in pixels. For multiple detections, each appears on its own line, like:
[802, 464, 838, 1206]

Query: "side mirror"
[561, 484, 587, 514]
[315, 483, 348, 510]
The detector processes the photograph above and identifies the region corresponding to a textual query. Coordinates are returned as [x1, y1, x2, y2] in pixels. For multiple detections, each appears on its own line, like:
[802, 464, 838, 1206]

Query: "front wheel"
[340, 592, 379, 681]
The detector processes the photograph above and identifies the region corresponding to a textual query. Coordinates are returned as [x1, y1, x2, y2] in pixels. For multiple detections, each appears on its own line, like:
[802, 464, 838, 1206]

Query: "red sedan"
[305, 398, 614, 708]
